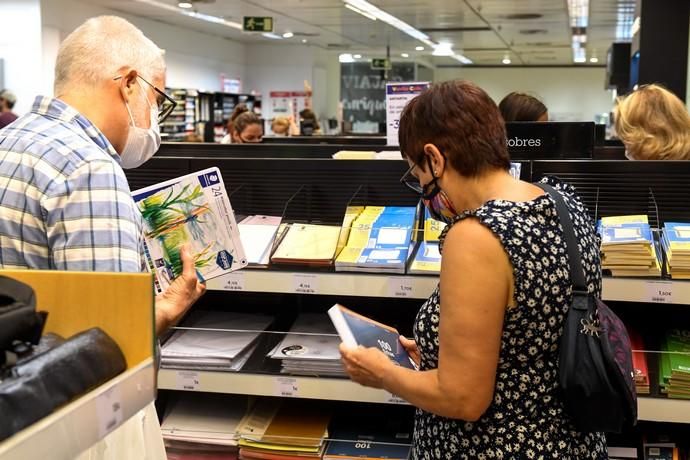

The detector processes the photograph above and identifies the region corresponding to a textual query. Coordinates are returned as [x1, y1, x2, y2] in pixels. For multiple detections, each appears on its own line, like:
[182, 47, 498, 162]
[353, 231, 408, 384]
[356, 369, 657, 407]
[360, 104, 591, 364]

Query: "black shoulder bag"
[537, 182, 637, 433]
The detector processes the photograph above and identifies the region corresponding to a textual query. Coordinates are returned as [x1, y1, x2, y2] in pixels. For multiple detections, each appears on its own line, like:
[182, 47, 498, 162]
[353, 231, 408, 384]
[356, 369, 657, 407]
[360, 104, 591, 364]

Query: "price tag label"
[176, 371, 201, 391]
[223, 272, 245, 291]
[96, 386, 124, 438]
[645, 281, 674, 304]
[388, 277, 414, 298]
[293, 274, 318, 295]
[385, 392, 407, 405]
[274, 377, 299, 397]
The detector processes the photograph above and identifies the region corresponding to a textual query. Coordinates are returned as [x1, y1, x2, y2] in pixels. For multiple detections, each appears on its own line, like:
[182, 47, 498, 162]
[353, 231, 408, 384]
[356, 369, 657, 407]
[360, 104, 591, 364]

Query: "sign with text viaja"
[243, 16, 273, 32]
[386, 82, 430, 146]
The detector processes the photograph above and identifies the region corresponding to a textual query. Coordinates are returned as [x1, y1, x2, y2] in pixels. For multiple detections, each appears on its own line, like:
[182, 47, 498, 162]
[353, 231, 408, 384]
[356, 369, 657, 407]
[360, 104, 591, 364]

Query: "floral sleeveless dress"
[412, 177, 608, 459]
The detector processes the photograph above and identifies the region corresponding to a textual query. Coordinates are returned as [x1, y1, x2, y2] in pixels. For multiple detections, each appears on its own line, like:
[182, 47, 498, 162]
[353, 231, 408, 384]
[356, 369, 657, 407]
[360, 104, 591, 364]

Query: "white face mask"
[120, 84, 161, 169]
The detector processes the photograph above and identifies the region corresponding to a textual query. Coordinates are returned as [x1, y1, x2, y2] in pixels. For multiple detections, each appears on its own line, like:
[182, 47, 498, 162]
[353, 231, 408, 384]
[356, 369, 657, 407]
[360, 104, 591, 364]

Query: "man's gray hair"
[54, 16, 165, 95]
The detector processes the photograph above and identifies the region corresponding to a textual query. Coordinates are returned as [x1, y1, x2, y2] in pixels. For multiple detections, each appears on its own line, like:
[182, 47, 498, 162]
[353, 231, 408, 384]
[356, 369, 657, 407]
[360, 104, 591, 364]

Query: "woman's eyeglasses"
[400, 163, 423, 194]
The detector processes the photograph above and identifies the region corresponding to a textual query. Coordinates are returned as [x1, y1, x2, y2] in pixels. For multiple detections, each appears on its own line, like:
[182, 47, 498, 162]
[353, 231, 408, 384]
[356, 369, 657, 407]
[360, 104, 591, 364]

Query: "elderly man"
[0, 16, 205, 459]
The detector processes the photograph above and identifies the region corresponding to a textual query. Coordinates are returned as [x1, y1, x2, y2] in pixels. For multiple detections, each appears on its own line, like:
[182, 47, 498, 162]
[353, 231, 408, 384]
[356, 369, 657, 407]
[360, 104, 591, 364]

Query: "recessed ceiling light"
[301, 39, 308, 43]
[589, 57, 599, 63]
[415, 46, 424, 51]
[339, 53, 355, 63]
[282, 32, 294, 38]
[401, 53, 409, 58]
[354, 54, 362, 58]
[262, 32, 283, 40]
[502, 57, 511, 64]
[178, 1, 193, 8]
[432, 42, 454, 56]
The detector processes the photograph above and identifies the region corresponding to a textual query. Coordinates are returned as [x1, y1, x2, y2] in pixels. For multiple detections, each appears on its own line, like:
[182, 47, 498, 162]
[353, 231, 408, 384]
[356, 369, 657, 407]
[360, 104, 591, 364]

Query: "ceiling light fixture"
[342, 0, 471, 64]
[567, 0, 590, 63]
[432, 42, 454, 56]
[302, 39, 308, 43]
[401, 53, 409, 58]
[589, 56, 599, 63]
[282, 32, 294, 38]
[262, 32, 283, 40]
[133, 0, 243, 30]
[354, 54, 362, 58]
[502, 57, 511, 64]
[344, 3, 377, 21]
[178, 2, 193, 8]
[339, 53, 356, 63]
[415, 46, 424, 51]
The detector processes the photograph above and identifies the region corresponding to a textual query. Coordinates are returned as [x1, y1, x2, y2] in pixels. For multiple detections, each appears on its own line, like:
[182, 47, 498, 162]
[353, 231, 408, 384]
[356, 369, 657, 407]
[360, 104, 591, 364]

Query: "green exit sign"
[371, 58, 392, 70]
[243, 16, 274, 32]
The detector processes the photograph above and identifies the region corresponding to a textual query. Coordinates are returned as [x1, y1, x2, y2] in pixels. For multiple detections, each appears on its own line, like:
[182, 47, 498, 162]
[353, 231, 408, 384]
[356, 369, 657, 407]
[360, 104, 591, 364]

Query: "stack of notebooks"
[267, 313, 344, 377]
[335, 206, 416, 273]
[162, 393, 248, 459]
[598, 215, 662, 277]
[271, 223, 342, 267]
[162, 310, 272, 371]
[238, 399, 330, 459]
[323, 413, 412, 460]
[659, 329, 690, 399]
[238, 215, 283, 267]
[661, 222, 690, 279]
[628, 327, 650, 395]
[408, 208, 446, 275]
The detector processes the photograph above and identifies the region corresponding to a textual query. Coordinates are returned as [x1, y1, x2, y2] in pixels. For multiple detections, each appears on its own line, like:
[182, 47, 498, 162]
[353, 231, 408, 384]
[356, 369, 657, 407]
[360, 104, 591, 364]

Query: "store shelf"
[158, 369, 404, 405]
[205, 270, 439, 299]
[0, 359, 156, 460]
[157, 369, 690, 422]
[637, 396, 690, 423]
[206, 271, 690, 304]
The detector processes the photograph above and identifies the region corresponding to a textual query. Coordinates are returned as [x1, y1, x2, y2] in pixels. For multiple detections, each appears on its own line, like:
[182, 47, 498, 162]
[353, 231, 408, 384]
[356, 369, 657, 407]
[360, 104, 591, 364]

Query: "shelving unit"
[162, 88, 198, 141]
[0, 270, 155, 460]
[205, 270, 690, 305]
[158, 369, 690, 423]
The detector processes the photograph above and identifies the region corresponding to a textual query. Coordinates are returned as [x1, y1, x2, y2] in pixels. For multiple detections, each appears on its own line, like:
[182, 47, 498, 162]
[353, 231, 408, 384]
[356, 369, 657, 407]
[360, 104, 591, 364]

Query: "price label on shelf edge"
[274, 377, 299, 397]
[223, 272, 246, 291]
[645, 281, 674, 304]
[95, 385, 124, 438]
[388, 277, 415, 298]
[176, 370, 201, 391]
[293, 273, 319, 295]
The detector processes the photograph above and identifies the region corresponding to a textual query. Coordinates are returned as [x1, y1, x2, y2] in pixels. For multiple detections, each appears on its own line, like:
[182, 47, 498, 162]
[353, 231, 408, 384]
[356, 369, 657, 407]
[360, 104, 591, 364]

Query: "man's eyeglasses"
[400, 163, 423, 194]
[113, 74, 177, 124]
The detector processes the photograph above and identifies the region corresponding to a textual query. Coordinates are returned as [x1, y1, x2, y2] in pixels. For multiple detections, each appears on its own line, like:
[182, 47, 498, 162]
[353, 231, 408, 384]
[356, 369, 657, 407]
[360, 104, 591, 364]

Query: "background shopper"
[614, 83, 690, 160]
[222, 103, 263, 143]
[498, 91, 549, 122]
[0, 90, 18, 128]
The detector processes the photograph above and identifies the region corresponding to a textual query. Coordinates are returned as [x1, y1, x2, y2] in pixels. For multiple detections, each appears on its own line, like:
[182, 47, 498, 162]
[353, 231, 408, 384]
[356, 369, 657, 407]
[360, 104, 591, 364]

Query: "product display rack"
[126, 151, 690, 449]
[162, 88, 198, 141]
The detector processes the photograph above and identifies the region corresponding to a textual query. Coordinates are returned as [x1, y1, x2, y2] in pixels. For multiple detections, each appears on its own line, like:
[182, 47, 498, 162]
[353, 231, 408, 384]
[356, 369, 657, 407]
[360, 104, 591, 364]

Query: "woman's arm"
[341, 218, 511, 421]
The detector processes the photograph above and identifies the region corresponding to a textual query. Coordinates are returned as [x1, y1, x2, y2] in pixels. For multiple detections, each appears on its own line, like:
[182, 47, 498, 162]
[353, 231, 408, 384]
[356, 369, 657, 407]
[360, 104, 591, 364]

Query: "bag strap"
[535, 182, 588, 293]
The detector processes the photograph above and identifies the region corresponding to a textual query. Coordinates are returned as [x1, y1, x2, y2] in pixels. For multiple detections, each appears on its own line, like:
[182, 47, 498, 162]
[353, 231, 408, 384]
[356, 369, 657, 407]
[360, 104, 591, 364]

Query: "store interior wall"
[2, 0, 622, 125]
[0, 0, 43, 115]
[40, 0, 246, 96]
[435, 67, 615, 121]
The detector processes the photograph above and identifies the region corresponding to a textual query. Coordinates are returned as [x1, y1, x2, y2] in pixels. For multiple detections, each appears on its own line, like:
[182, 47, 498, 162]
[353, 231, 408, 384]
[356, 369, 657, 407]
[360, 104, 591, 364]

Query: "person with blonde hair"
[615, 84, 690, 160]
[271, 115, 299, 136]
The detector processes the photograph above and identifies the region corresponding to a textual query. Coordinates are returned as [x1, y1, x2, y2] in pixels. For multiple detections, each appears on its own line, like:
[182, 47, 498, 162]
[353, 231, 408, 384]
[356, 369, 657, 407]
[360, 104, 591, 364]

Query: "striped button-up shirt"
[0, 96, 143, 272]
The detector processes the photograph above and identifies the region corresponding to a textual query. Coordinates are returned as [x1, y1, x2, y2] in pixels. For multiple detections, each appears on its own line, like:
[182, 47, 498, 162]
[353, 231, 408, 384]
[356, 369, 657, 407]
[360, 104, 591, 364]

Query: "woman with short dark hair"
[499, 91, 549, 122]
[340, 80, 606, 459]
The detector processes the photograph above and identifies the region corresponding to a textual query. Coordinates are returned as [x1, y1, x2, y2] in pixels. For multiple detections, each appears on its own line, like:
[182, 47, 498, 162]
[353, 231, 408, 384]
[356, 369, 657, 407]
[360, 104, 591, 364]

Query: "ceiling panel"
[79, 0, 633, 65]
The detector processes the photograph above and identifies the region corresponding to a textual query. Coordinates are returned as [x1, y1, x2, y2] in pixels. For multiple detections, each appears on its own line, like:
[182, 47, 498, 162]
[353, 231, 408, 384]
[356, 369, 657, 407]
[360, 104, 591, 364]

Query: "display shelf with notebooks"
[599, 215, 662, 277]
[408, 208, 446, 275]
[0, 270, 156, 460]
[157, 369, 690, 422]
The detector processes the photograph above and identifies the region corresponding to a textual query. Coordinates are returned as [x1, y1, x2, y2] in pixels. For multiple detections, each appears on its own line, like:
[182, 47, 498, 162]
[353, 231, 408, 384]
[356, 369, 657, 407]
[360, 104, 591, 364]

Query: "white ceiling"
[83, 0, 636, 66]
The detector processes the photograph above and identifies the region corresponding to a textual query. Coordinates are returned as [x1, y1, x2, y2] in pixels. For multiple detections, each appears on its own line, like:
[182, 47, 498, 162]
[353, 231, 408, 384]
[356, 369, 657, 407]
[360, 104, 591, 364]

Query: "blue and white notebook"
[132, 167, 247, 293]
[598, 215, 653, 246]
[328, 304, 418, 370]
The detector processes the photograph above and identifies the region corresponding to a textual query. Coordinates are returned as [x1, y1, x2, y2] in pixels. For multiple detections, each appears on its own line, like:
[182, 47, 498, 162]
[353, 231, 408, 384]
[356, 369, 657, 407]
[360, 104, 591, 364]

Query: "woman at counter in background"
[498, 91, 549, 122]
[614, 83, 690, 160]
[221, 103, 263, 143]
[339, 80, 606, 459]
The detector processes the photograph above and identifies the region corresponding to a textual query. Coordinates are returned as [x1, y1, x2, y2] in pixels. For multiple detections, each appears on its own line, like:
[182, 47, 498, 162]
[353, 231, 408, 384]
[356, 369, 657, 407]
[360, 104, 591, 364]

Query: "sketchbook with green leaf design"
[132, 167, 247, 293]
